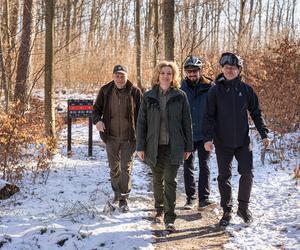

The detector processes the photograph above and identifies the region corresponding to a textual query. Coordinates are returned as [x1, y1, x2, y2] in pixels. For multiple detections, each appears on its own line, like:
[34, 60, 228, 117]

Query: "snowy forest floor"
[0, 118, 299, 249]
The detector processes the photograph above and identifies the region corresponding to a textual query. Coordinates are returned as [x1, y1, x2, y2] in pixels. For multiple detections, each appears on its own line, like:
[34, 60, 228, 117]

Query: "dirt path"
[145, 167, 230, 250]
[149, 195, 229, 250]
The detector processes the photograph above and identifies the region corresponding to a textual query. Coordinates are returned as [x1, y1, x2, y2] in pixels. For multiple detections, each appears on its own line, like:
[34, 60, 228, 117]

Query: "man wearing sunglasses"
[203, 52, 270, 226]
[180, 56, 214, 210]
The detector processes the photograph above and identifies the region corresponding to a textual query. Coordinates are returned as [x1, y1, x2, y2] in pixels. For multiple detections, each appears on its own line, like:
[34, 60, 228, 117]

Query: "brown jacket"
[93, 80, 142, 143]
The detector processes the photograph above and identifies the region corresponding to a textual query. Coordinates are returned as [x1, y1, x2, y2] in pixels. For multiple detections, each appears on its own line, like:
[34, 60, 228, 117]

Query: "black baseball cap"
[113, 64, 127, 74]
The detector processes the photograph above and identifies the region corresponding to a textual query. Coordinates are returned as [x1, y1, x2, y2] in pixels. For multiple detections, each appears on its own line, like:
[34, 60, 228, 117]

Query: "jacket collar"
[148, 85, 181, 100]
[215, 73, 241, 86]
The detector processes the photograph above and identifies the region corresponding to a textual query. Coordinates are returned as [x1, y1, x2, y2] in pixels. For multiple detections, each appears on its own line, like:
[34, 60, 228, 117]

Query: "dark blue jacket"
[181, 76, 213, 142]
[203, 74, 268, 148]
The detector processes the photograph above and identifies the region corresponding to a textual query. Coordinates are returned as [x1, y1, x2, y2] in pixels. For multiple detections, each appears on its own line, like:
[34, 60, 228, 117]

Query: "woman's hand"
[183, 152, 191, 160]
[137, 151, 145, 161]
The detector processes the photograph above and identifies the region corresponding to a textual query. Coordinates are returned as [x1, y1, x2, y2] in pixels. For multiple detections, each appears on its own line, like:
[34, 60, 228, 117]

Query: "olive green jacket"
[136, 85, 193, 167]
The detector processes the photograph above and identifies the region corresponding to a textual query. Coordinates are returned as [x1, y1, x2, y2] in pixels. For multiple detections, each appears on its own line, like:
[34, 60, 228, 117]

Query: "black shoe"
[165, 223, 176, 232]
[119, 200, 129, 213]
[219, 211, 232, 226]
[184, 199, 196, 210]
[237, 208, 253, 224]
[155, 209, 163, 218]
[199, 199, 215, 208]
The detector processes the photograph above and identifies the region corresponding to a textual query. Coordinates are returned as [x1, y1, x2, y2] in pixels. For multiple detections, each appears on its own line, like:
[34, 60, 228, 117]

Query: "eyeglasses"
[185, 69, 200, 74]
[219, 53, 239, 67]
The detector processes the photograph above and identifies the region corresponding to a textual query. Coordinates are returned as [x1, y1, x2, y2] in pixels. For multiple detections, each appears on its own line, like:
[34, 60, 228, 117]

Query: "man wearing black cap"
[203, 52, 270, 226]
[93, 64, 142, 212]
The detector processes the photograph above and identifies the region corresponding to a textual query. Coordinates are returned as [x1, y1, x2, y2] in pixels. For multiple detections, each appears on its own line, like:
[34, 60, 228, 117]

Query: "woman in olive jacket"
[136, 61, 193, 232]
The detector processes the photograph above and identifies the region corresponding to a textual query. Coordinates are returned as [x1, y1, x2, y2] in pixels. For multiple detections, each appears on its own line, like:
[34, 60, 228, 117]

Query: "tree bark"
[162, 0, 175, 61]
[14, 0, 33, 105]
[153, 0, 159, 67]
[135, 0, 142, 90]
[45, 0, 56, 138]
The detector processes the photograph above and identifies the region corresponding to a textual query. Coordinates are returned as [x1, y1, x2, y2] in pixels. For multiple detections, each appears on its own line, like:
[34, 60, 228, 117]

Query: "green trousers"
[151, 145, 180, 224]
[106, 139, 136, 201]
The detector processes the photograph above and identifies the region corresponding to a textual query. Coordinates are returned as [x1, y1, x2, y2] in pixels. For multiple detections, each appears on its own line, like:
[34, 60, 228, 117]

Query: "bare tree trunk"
[237, 0, 246, 51]
[135, 0, 142, 90]
[265, 0, 270, 44]
[1, 0, 10, 111]
[88, 0, 96, 48]
[162, 0, 175, 61]
[144, 0, 153, 59]
[0, 35, 8, 111]
[291, 0, 296, 31]
[153, 0, 159, 67]
[14, 0, 33, 106]
[7, 0, 19, 96]
[258, 0, 262, 45]
[45, 0, 56, 138]
[269, 0, 276, 43]
[65, 0, 71, 86]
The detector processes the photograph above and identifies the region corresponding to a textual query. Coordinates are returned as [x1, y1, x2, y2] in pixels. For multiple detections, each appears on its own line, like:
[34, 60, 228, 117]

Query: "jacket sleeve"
[182, 92, 193, 152]
[134, 88, 142, 126]
[136, 97, 148, 151]
[247, 85, 269, 139]
[202, 87, 217, 143]
[92, 88, 104, 125]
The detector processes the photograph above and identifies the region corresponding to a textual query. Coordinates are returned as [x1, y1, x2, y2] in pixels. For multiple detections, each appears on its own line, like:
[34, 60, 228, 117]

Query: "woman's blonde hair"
[151, 60, 180, 88]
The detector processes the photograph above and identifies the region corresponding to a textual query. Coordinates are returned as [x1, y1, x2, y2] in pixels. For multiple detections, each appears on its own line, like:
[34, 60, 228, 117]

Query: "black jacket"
[203, 74, 268, 148]
[136, 85, 193, 167]
[93, 80, 142, 143]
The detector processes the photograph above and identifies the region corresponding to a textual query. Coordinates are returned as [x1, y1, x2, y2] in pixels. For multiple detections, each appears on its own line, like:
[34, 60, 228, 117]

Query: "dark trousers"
[151, 145, 180, 225]
[106, 139, 136, 201]
[215, 143, 253, 212]
[183, 141, 210, 201]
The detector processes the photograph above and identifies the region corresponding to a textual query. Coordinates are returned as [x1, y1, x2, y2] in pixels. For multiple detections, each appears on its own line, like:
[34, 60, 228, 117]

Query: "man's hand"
[137, 151, 145, 161]
[183, 152, 191, 160]
[204, 141, 214, 152]
[262, 138, 271, 149]
[96, 121, 105, 132]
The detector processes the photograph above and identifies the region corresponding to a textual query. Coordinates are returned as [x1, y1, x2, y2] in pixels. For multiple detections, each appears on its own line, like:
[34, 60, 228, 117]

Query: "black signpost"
[67, 99, 94, 157]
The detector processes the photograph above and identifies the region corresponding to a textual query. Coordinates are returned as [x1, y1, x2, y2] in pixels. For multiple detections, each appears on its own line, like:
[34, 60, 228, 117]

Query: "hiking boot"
[154, 210, 163, 223]
[237, 208, 253, 224]
[199, 199, 215, 208]
[112, 194, 119, 204]
[119, 200, 129, 213]
[184, 199, 196, 210]
[155, 209, 163, 218]
[219, 211, 232, 227]
[165, 223, 176, 232]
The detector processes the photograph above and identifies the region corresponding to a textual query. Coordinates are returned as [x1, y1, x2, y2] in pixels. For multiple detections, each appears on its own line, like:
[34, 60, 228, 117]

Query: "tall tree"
[45, 0, 56, 137]
[1, 0, 10, 111]
[14, 0, 33, 105]
[153, 0, 159, 67]
[135, 0, 142, 89]
[162, 0, 175, 61]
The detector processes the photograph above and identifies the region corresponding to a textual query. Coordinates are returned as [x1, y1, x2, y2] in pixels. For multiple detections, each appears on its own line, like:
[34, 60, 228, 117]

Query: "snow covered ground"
[221, 130, 300, 250]
[0, 124, 155, 250]
[0, 91, 299, 249]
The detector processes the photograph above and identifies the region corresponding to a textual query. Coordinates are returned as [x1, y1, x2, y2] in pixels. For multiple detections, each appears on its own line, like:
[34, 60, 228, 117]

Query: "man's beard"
[187, 78, 199, 87]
